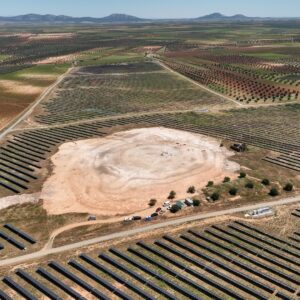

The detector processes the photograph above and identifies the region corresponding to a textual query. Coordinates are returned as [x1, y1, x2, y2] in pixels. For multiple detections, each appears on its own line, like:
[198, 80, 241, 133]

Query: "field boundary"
[0, 67, 73, 141]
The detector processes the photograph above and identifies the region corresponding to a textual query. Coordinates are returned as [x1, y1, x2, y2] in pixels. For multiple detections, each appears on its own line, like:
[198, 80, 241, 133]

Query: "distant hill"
[99, 14, 145, 23]
[0, 13, 145, 24]
[197, 13, 250, 21]
[0, 12, 298, 24]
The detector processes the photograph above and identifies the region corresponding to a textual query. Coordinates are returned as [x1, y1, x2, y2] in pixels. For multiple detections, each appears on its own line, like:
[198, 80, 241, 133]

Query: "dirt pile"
[42, 127, 240, 216]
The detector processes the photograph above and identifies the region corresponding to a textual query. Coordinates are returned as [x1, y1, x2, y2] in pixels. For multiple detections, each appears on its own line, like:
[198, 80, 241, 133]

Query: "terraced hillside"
[1, 216, 300, 299]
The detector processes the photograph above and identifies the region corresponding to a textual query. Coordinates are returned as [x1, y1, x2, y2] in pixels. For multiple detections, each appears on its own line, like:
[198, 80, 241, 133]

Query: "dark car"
[132, 216, 142, 221]
[151, 212, 158, 218]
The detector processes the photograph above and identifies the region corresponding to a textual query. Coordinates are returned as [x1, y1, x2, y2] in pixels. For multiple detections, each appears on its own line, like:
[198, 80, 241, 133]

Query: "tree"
[239, 172, 246, 178]
[193, 199, 201, 207]
[211, 192, 220, 201]
[168, 191, 176, 200]
[170, 204, 181, 213]
[245, 182, 254, 189]
[187, 186, 196, 194]
[283, 183, 293, 192]
[229, 187, 238, 196]
[269, 188, 279, 197]
[149, 199, 157, 207]
[261, 178, 270, 186]
[207, 181, 214, 187]
[223, 177, 231, 183]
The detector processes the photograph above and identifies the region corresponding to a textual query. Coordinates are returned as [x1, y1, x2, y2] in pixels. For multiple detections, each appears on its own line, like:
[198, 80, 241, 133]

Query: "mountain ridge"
[0, 13, 298, 24]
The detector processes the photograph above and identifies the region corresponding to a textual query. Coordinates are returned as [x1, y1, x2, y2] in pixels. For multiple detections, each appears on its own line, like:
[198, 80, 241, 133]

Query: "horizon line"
[1, 12, 300, 19]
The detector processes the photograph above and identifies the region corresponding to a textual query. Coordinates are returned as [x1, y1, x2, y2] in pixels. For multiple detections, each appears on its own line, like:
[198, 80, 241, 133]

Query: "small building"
[245, 207, 274, 218]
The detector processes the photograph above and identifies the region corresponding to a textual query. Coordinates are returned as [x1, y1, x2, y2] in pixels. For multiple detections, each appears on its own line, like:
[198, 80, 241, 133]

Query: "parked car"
[156, 207, 162, 212]
[151, 212, 158, 218]
[145, 216, 153, 221]
[132, 216, 142, 221]
[124, 217, 133, 222]
[88, 215, 97, 221]
[163, 201, 170, 207]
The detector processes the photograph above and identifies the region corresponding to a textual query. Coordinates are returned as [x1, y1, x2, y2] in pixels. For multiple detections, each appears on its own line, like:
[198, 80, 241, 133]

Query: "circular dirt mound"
[42, 127, 240, 216]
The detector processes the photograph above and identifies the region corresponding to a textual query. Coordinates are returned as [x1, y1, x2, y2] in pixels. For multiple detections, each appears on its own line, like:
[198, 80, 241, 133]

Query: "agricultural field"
[0, 63, 70, 130]
[0, 19, 299, 299]
[31, 62, 228, 125]
[161, 45, 300, 104]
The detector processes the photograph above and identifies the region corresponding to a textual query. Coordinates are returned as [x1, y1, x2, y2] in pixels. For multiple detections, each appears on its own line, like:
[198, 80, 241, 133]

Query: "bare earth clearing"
[42, 127, 240, 216]
[0, 80, 43, 95]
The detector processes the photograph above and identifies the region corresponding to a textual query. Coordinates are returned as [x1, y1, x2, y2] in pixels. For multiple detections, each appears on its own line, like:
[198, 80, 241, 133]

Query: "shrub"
[229, 187, 238, 196]
[148, 199, 157, 207]
[283, 183, 293, 192]
[187, 186, 196, 194]
[207, 181, 214, 187]
[261, 178, 270, 186]
[211, 192, 220, 201]
[168, 191, 176, 200]
[193, 199, 201, 207]
[269, 188, 279, 197]
[223, 177, 231, 183]
[245, 182, 254, 189]
[170, 204, 181, 213]
[239, 172, 246, 178]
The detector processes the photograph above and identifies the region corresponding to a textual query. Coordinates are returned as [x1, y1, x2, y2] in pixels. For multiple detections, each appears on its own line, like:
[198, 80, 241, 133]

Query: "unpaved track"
[0, 67, 73, 141]
[156, 59, 244, 107]
[43, 217, 124, 250]
[1, 195, 299, 267]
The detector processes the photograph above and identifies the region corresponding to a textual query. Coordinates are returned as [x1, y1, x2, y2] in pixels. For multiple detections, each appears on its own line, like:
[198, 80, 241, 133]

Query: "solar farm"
[0, 16, 299, 300]
[1, 213, 300, 299]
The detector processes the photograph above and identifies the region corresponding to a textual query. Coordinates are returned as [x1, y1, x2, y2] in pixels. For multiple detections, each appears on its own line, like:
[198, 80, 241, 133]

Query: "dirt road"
[1, 195, 299, 267]
[155, 60, 244, 107]
[0, 67, 73, 141]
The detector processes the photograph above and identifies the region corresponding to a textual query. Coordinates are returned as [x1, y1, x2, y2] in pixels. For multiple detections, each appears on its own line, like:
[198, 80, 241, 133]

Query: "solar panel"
[109, 247, 201, 300]
[37, 267, 86, 300]
[70, 258, 133, 300]
[0, 290, 13, 300]
[0, 231, 25, 250]
[3, 276, 37, 300]
[49, 261, 109, 300]
[99, 252, 177, 300]
[16, 269, 61, 300]
[4, 224, 36, 244]
[181, 233, 294, 295]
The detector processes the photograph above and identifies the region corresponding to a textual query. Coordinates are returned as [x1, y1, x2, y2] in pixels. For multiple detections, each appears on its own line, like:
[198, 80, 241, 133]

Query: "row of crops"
[0, 34, 161, 67]
[1, 220, 300, 299]
[161, 58, 299, 104]
[34, 62, 225, 125]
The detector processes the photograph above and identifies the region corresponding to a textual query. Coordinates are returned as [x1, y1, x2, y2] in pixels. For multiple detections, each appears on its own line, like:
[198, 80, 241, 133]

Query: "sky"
[1, 0, 299, 18]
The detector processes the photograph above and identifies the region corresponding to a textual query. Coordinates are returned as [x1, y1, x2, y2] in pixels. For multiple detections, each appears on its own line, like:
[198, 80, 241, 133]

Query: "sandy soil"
[0, 80, 43, 95]
[41, 127, 240, 216]
[17, 33, 74, 41]
[18, 73, 57, 80]
[37, 54, 76, 65]
[0, 193, 40, 210]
